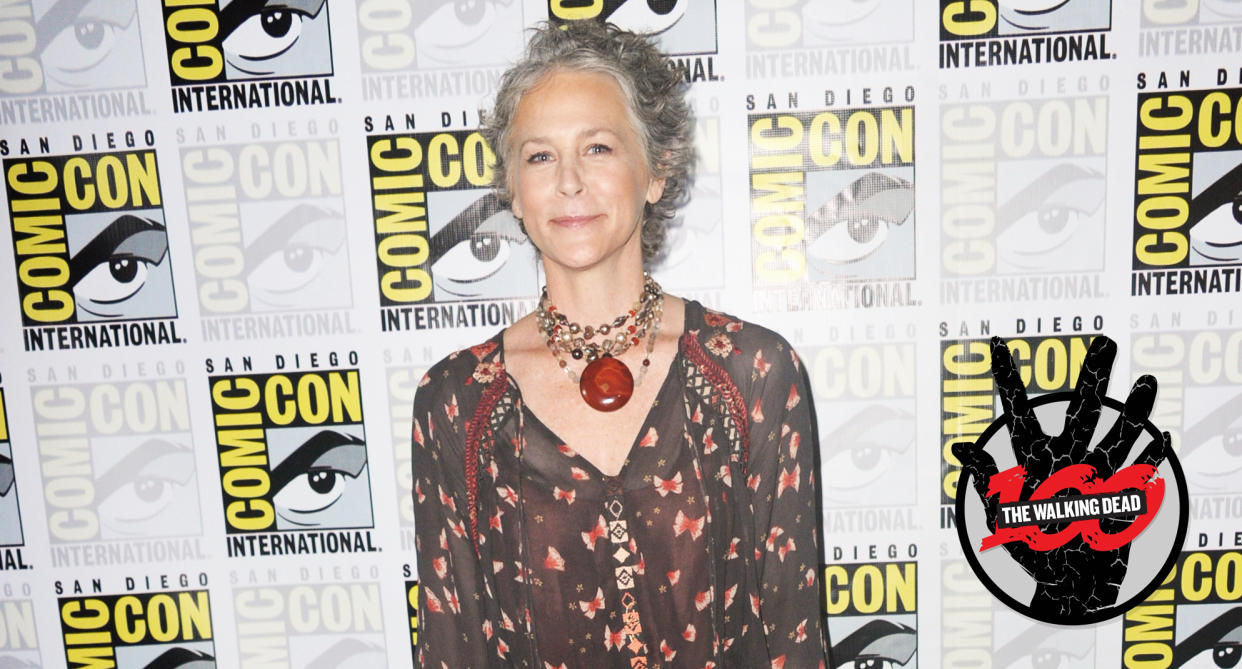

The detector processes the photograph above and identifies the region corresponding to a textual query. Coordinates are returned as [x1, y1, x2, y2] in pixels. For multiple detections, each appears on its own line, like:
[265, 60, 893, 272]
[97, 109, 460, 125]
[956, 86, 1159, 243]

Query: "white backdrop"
[1, 1, 1240, 666]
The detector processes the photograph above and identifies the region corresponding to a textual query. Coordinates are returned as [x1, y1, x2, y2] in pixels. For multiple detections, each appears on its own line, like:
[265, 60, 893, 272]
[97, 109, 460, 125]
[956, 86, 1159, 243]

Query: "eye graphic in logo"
[998, 0, 1111, 34]
[219, 0, 330, 78]
[267, 427, 371, 530]
[996, 163, 1105, 273]
[1171, 606, 1242, 668]
[140, 647, 216, 668]
[992, 612, 1094, 669]
[66, 211, 176, 322]
[805, 171, 914, 279]
[1179, 389, 1242, 495]
[1201, 0, 1242, 23]
[413, 0, 523, 68]
[653, 180, 721, 285]
[34, 0, 144, 92]
[802, 0, 911, 45]
[302, 638, 386, 665]
[0, 453, 13, 498]
[1188, 156, 1242, 266]
[954, 336, 1189, 625]
[821, 404, 915, 507]
[115, 643, 216, 668]
[429, 192, 534, 301]
[607, 0, 687, 33]
[242, 203, 350, 311]
[553, 0, 715, 55]
[94, 437, 199, 540]
[0, 441, 21, 546]
[831, 619, 916, 669]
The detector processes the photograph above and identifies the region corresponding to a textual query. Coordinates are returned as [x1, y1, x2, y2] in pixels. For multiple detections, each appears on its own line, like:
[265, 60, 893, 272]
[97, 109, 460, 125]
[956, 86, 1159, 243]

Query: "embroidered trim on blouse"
[679, 332, 751, 469]
[465, 362, 508, 554]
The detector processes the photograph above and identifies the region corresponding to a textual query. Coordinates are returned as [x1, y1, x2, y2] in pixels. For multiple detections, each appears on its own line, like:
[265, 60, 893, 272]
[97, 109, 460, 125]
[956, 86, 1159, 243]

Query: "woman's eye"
[526, 152, 551, 163]
[588, 144, 612, 154]
[224, 9, 309, 60]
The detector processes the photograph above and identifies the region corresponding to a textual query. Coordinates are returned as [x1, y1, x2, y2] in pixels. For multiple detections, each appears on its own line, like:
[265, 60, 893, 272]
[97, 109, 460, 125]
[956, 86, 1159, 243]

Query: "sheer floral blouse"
[412, 301, 829, 668]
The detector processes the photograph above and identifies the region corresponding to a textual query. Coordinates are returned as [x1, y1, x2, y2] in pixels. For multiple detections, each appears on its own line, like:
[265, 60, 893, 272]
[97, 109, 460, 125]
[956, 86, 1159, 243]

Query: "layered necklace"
[535, 274, 664, 412]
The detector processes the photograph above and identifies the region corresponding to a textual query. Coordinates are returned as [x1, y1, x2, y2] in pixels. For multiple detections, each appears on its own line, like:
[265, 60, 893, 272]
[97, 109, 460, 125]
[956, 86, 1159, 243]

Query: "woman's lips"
[549, 214, 601, 227]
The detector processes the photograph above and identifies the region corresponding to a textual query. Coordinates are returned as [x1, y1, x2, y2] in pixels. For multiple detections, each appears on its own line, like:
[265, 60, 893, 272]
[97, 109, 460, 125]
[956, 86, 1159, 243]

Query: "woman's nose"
[556, 157, 583, 196]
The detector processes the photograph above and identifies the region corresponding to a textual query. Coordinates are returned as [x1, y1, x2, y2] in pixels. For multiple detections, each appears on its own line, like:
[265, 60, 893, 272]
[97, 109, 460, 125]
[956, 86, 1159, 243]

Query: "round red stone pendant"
[579, 356, 634, 412]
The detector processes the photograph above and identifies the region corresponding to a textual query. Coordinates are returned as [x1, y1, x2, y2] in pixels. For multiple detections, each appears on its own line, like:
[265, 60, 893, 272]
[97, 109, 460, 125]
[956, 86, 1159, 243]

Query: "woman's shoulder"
[414, 330, 508, 409]
[682, 299, 800, 368]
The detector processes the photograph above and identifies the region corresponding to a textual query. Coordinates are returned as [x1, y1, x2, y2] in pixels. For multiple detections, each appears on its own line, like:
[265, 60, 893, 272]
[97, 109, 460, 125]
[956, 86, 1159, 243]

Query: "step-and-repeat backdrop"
[1, 1, 1239, 666]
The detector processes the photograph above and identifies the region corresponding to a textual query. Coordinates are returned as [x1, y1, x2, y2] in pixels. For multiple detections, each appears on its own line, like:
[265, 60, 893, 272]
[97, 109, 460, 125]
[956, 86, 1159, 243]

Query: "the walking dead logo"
[955, 336, 1189, 625]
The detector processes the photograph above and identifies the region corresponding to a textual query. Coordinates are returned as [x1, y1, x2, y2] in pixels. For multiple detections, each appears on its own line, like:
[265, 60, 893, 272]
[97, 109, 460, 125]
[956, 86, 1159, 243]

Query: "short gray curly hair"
[483, 21, 694, 264]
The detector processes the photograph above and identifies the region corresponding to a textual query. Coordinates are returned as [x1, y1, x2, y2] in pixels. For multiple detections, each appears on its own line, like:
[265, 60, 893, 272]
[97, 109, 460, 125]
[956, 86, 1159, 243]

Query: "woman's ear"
[646, 176, 666, 205]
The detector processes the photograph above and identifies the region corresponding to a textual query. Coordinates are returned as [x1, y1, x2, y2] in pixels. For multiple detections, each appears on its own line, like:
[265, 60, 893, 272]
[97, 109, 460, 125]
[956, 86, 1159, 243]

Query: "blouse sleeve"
[747, 341, 831, 668]
[411, 368, 492, 669]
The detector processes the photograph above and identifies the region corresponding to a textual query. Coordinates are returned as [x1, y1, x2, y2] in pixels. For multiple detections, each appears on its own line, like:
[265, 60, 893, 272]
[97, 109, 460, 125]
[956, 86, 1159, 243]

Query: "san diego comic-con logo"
[1131, 326, 1242, 510]
[30, 368, 206, 569]
[4, 148, 184, 352]
[823, 559, 918, 669]
[1122, 549, 1242, 669]
[748, 103, 917, 310]
[0, 590, 38, 665]
[549, 0, 720, 82]
[746, 0, 913, 50]
[0, 383, 31, 572]
[1132, 83, 1242, 298]
[1140, 0, 1242, 58]
[232, 578, 385, 665]
[939, 89, 1109, 304]
[357, 0, 524, 75]
[162, 0, 337, 113]
[744, 0, 915, 80]
[1143, 0, 1242, 27]
[651, 115, 723, 291]
[180, 136, 355, 341]
[809, 338, 918, 514]
[405, 577, 419, 658]
[954, 335, 1190, 625]
[367, 127, 539, 332]
[208, 357, 378, 558]
[939, 0, 1114, 69]
[59, 585, 215, 667]
[0, 0, 145, 98]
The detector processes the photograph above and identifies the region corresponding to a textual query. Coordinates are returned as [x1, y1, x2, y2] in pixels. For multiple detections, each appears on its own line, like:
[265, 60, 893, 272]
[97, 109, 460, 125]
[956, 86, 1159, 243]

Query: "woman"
[412, 21, 829, 668]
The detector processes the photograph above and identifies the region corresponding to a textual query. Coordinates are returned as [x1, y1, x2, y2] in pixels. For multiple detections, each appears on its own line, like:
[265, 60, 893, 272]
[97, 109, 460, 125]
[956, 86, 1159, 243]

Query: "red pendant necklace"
[535, 275, 663, 412]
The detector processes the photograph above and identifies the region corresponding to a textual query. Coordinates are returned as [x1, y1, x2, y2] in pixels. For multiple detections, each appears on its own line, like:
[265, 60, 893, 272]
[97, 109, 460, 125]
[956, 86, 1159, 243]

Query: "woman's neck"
[541, 263, 649, 326]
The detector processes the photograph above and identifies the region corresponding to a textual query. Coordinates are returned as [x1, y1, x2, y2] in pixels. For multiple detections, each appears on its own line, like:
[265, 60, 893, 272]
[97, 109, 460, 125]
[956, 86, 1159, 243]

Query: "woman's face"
[507, 69, 665, 273]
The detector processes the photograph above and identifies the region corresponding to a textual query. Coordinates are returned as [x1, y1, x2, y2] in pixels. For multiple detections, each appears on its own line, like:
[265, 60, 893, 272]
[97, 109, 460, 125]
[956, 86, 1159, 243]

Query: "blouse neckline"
[495, 299, 700, 481]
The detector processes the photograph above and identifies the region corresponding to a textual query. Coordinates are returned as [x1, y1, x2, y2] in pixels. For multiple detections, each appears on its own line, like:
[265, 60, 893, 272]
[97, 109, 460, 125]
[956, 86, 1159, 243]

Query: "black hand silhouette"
[952, 335, 1172, 619]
